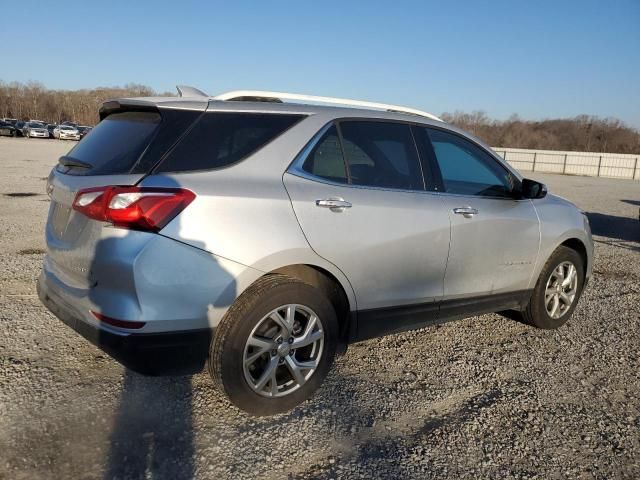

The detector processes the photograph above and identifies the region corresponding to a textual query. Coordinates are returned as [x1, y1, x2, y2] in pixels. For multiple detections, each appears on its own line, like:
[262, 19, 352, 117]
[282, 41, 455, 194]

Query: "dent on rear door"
[283, 173, 451, 310]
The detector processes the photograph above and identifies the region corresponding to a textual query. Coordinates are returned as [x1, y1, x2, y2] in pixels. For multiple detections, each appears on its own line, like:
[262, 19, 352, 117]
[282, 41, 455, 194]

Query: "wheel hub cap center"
[277, 343, 291, 357]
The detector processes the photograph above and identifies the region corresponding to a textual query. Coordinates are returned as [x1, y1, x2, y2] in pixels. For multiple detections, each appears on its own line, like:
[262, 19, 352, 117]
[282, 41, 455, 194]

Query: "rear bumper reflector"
[90, 310, 146, 330]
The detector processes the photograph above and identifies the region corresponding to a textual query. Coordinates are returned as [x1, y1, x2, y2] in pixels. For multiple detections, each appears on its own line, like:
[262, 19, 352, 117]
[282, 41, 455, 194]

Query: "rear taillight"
[72, 186, 195, 232]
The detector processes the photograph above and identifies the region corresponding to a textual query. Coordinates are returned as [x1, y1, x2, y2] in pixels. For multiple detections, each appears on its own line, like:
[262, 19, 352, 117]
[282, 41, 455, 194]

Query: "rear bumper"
[37, 271, 212, 375]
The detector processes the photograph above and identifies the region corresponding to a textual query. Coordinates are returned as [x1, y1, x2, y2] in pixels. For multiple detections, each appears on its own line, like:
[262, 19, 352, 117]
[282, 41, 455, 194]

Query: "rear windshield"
[155, 112, 304, 173]
[63, 111, 161, 175]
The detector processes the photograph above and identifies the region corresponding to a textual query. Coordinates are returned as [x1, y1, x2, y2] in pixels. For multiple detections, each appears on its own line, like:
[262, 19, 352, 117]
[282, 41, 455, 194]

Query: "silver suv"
[38, 87, 593, 415]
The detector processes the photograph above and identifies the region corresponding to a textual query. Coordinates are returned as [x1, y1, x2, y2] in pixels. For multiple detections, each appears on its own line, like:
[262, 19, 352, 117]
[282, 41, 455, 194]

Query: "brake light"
[72, 186, 195, 232]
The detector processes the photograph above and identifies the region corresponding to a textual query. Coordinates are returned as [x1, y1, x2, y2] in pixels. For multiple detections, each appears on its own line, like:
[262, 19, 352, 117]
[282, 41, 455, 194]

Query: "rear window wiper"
[58, 156, 92, 170]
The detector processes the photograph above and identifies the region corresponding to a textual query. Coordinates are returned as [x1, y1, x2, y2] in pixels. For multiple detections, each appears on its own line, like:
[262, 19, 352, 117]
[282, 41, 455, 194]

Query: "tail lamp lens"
[72, 186, 195, 232]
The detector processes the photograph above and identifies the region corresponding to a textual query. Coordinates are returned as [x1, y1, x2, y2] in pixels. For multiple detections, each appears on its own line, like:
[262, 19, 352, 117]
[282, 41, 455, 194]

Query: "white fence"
[493, 147, 640, 181]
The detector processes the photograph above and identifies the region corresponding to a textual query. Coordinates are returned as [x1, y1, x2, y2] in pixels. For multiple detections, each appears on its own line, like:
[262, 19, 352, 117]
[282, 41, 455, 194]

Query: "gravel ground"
[0, 136, 639, 480]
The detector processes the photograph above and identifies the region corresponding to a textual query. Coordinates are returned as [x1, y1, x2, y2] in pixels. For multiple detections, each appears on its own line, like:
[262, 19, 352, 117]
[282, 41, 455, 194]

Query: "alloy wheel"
[544, 261, 578, 319]
[243, 304, 324, 398]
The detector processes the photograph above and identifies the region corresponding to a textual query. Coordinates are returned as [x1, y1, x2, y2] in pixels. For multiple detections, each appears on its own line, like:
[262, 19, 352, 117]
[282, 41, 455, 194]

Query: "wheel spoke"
[292, 315, 323, 349]
[284, 355, 306, 386]
[284, 305, 296, 330]
[549, 294, 560, 317]
[247, 335, 275, 351]
[555, 265, 565, 281]
[562, 264, 576, 287]
[269, 310, 290, 334]
[559, 291, 575, 306]
[293, 357, 320, 370]
[254, 356, 279, 392]
[245, 349, 268, 366]
[269, 367, 279, 396]
[293, 330, 323, 349]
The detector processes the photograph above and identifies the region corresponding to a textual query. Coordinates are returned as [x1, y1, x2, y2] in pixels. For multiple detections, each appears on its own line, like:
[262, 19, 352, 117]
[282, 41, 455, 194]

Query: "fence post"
[597, 155, 602, 177]
[634, 157, 638, 180]
[532, 152, 536, 172]
[562, 153, 568, 174]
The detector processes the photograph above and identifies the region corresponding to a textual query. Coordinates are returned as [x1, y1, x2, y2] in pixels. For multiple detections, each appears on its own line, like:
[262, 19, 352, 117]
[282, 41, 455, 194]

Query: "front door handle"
[316, 198, 352, 212]
[453, 206, 478, 218]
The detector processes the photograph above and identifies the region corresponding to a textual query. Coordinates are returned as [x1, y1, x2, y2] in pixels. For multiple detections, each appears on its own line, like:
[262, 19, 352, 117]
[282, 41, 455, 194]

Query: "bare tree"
[0, 80, 174, 126]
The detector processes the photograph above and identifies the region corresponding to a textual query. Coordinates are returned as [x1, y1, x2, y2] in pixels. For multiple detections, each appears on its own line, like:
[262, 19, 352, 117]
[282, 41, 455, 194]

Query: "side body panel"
[436, 194, 540, 299]
[283, 173, 451, 310]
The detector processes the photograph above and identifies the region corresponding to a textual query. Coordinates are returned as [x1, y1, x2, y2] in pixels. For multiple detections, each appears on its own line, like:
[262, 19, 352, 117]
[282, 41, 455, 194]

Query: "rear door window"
[62, 111, 161, 175]
[155, 113, 304, 173]
[339, 121, 424, 190]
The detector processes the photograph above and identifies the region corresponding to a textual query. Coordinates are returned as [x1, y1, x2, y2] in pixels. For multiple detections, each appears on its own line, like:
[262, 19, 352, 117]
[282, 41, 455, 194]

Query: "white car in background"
[54, 125, 81, 140]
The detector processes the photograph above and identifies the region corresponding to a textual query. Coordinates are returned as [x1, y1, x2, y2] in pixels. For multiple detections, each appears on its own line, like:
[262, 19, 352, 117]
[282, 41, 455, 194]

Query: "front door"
[415, 126, 540, 301]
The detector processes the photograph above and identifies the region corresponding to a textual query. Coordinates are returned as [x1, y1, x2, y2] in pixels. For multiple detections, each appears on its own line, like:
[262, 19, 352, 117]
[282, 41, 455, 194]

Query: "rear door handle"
[453, 206, 478, 218]
[316, 198, 352, 212]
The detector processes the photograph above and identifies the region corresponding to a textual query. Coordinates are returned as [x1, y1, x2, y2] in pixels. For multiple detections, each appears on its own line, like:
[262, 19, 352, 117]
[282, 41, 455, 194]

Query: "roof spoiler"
[176, 85, 209, 97]
[99, 99, 159, 120]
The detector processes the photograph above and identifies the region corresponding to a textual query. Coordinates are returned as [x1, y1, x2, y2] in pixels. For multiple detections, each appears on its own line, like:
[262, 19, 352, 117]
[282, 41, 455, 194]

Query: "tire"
[523, 245, 585, 329]
[209, 274, 338, 416]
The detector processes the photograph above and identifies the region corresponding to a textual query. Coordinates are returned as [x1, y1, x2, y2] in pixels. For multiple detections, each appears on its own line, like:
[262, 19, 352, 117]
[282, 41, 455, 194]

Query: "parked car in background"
[47, 124, 57, 138]
[2, 118, 18, 125]
[0, 121, 18, 137]
[60, 121, 78, 128]
[14, 121, 25, 137]
[77, 125, 92, 139]
[54, 125, 80, 140]
[37, 87, 594, 415]
[24, 122, 50, 138]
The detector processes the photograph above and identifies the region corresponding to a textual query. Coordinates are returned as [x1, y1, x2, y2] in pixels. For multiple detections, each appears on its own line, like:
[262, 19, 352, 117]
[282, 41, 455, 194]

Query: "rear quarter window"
[155, 112, 304, 173]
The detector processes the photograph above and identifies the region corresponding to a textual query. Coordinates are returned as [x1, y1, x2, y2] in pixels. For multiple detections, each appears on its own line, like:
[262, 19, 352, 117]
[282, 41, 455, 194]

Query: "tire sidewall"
[216, 279, 338, 415]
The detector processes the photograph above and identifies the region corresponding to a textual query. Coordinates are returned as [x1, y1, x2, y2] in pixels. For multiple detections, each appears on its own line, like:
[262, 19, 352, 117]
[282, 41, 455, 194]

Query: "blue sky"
[2, 0, 639, 126]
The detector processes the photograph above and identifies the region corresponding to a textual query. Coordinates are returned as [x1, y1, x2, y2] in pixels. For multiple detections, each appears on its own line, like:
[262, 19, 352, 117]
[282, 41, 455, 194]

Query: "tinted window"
[301, 125, 347, 183]
[339, 121, 423, 190]
[64, 111, 161, 175]
[157, 113, 303, 173]
[426, 128, 515, 197]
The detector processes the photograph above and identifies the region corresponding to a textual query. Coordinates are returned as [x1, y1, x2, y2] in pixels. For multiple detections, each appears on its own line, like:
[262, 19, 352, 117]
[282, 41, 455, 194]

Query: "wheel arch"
[560, 237, 589, 275]
[266, 264, 355, 354]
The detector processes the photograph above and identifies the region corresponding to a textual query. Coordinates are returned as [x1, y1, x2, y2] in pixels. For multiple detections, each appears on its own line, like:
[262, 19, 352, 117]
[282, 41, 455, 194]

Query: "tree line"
[441, 111, 640, 154]
[1, 80, 638, 154]
[0, 81, 172, 126]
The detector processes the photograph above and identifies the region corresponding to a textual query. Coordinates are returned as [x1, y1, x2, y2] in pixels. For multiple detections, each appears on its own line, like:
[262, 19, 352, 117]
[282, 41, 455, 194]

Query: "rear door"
[45, 107, 202, 289]
[284, 120, 451, 338]
[415, 127, 540, 300]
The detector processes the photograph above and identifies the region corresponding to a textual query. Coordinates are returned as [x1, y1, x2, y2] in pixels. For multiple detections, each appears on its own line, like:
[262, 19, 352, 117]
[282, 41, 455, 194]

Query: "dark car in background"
[47, 124, 57, 138]
[0, 121, 18, 137]
[14, 121, 26, 137]
[76, 125, 92, 139]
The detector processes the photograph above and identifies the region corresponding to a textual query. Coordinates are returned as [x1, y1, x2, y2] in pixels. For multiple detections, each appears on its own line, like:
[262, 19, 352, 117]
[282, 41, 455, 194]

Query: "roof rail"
[213, 90, 443, 122]
[176, 85, 209, 97]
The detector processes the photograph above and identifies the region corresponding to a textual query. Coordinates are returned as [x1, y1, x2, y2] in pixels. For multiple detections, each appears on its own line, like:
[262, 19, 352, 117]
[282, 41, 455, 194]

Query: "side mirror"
[520, 178, 547, 199]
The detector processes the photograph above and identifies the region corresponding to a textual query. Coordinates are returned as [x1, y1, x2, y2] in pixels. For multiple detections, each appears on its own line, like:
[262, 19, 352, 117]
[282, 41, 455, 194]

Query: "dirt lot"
[1, 137, 639, 480]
